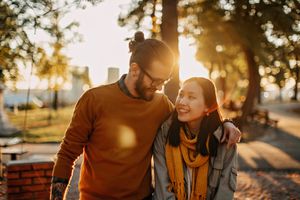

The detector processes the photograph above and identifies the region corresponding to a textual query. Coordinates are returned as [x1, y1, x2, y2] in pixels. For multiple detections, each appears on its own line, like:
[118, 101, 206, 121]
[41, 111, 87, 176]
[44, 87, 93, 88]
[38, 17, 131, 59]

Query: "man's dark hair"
[167, 77, 222, 157]
[129, 31, 174, 71]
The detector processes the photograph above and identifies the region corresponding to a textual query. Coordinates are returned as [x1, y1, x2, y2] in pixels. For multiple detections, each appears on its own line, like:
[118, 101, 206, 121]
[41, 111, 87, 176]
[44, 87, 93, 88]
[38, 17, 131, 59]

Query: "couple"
[50, 31, 239, 200]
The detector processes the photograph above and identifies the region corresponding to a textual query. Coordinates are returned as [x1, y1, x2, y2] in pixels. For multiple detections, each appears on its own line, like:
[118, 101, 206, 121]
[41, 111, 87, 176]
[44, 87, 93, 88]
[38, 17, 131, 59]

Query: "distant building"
[4, 66, 91, 108]
[107, 67, 119, 84]
[61, 66, 91, 104]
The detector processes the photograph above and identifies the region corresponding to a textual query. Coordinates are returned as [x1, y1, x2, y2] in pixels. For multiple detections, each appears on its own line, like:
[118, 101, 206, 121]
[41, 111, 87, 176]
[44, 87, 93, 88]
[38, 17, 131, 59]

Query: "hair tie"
[128, 31, 145, 52]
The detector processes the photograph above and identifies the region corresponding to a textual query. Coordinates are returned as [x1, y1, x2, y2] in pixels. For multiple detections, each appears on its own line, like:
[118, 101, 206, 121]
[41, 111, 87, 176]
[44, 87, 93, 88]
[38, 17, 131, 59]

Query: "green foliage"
[0, 0, 99, 84]
[0, 0, 39, 82]
[118, 0, 161, 37]
[35, 1, 80, 91]
[118, 0, 151, 29]
[118, 0, 299, 91]
[178, 0, 299, 105]
[118, 0, 300, 125]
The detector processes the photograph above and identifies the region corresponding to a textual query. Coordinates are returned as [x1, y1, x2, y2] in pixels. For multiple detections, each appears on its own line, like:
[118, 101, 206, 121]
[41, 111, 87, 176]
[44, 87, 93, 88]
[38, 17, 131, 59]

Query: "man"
[51, 32, 241, 200]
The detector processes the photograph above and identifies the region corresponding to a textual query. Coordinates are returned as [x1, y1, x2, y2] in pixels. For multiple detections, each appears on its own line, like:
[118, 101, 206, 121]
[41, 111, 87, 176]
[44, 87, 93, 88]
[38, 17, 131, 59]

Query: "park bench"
[0, 137, 27, 178]
[1, 147, 27, 161]
[0, 137, 22, 147]
[0, 137, 27, 160]
[249, 109, 279, 128]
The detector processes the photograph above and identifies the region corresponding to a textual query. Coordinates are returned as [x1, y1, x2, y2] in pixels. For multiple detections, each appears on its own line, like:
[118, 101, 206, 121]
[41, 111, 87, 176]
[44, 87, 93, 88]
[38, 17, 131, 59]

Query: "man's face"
[135, 60, 172, 101]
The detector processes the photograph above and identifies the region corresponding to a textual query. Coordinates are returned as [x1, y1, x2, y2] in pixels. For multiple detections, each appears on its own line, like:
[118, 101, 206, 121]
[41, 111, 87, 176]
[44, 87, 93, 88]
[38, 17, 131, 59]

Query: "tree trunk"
[257, 85, 262, 104]
[239, 48, 260, 128]
[151, 0, 158, 39]
[48, 88, 52, 125]
[292, 55, 299, 101]
[209, 62, 214, 79]
[279, 87, 283, 102]
[161, 0, 179, 103]
[219, 61, 226, 100]
[257, 64, 262, 104]
[52, 90, 59, 111]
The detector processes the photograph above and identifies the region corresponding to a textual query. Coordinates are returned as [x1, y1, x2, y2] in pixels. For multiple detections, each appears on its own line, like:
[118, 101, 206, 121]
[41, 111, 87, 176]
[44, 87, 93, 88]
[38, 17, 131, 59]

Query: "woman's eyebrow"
[180, 90, 196, 95]
[186, 91, 196, 95]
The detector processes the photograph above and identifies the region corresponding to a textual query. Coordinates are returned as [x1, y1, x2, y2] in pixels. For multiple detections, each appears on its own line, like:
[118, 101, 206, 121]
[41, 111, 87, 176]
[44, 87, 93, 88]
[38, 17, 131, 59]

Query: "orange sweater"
[53, 82, 173, 199]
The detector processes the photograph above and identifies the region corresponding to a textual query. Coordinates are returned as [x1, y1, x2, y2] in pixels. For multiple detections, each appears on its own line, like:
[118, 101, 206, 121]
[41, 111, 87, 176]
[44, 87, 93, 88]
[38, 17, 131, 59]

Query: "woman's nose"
[178, 97, 187, 105]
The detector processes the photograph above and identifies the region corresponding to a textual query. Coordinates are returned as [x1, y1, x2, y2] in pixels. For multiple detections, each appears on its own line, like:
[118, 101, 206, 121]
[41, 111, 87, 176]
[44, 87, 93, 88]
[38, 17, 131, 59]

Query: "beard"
[135, 74, 156, 101]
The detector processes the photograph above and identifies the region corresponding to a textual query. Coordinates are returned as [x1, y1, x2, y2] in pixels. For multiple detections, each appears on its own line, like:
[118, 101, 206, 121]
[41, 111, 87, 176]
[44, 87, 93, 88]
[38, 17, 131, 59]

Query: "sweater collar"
[118, 74, 142, 99]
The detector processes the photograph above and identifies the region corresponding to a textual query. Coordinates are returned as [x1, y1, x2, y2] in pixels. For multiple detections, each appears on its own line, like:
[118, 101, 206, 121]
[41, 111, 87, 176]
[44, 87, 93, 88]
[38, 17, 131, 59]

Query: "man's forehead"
[149, 60, 173, 76]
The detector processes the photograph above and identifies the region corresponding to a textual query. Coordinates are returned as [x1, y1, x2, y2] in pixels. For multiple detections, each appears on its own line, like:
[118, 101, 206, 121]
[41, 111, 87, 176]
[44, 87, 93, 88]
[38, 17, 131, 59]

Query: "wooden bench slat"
[0, 137, 22, 147]
[1, 148, 27, 161]
[2, 148, 27, 155]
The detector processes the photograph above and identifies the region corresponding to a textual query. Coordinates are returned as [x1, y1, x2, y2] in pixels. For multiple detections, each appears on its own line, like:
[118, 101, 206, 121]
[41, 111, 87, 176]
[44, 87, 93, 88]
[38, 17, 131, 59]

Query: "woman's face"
[175, 81, 208, 123]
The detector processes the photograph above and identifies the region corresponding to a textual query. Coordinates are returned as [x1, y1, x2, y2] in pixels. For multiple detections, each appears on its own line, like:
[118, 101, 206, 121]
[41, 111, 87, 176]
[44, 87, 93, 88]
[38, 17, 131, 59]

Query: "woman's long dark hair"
[168, 77, 223, 157]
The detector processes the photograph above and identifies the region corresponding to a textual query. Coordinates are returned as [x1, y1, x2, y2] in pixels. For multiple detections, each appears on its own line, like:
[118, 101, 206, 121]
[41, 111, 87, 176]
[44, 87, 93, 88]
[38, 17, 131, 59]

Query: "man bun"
[129, 31, 145, 52]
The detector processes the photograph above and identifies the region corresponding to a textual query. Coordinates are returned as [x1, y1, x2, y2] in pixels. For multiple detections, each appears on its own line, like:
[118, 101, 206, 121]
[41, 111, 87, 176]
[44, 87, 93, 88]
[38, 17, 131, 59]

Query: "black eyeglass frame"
[138, 65, 171, 87]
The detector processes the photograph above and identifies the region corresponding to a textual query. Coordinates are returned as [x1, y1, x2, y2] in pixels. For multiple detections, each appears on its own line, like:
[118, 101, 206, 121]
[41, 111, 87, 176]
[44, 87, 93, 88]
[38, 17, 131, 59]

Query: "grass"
[7, 106, 75, 143]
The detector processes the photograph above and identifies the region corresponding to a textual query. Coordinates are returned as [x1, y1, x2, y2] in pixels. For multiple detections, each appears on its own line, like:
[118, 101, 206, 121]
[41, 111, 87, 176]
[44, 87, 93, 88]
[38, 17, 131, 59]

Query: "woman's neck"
[186, 117, 203, 136]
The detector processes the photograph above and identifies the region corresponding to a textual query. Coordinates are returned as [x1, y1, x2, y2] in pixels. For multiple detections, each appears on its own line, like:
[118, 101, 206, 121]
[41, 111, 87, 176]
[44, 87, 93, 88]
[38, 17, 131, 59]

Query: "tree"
[161, 0, 180, 102]
[180, 0, 299, 126]
[0, 0, 48, 135]
[0, 0, 98, 135]
[231, 0, 299, 123]
[292, 48, 300, 100]
[36, 1, 80, 110]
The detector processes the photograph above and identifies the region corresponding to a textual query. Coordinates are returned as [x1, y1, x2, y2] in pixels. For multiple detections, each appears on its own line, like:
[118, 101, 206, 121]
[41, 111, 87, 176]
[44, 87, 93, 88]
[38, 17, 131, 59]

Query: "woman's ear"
[204, 108, 209, 116]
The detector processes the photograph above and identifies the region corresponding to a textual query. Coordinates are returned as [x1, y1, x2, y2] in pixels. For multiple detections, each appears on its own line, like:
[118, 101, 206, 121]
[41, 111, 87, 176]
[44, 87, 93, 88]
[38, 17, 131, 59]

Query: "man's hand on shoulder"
[221, 120, 241, 149]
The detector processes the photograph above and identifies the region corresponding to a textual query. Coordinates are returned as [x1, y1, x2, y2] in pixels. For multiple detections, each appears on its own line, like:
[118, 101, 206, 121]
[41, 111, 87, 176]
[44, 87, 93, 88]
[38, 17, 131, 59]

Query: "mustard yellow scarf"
[165, 127, 209, 200]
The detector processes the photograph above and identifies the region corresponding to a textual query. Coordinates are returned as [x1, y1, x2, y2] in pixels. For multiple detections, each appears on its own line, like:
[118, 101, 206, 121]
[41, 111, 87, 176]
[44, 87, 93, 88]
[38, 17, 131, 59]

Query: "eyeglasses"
[139, 65, 171, 86]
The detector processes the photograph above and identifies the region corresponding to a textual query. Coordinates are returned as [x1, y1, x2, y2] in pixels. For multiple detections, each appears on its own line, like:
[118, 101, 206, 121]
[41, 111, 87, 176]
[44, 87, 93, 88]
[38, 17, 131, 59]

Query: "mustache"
[147, 87, 157, 92]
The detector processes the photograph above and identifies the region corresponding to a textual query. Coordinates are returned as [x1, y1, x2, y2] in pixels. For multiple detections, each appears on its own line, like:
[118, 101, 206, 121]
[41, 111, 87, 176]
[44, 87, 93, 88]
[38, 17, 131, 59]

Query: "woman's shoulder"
[156, 114, 173, 140]
[161, 114, 173, 129]
[215, 141, 238, 166]
[218, 142, 237, 155]
[212, 126, 238, 155]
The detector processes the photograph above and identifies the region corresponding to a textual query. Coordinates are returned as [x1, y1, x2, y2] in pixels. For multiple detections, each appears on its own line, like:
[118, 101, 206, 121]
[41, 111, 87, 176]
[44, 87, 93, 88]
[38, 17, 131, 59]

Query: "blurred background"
[0, 0, 299, 199]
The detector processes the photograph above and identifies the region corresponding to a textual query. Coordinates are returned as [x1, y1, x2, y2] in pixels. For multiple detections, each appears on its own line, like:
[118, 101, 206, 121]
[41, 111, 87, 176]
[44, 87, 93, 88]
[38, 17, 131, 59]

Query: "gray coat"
[153, 117, 238, 200]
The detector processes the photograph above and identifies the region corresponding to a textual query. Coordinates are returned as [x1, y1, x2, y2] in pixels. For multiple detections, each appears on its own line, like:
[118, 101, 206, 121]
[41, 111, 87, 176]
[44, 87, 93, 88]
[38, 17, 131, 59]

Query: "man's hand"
[50, 182, 67, 200]
[50, 177, 69, 200]
[221, 121, 241, 148]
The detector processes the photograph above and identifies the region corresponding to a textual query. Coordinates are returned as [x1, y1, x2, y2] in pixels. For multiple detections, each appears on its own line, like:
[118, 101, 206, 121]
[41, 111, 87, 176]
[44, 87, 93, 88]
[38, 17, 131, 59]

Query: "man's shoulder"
[76, 83, 119, 105]
[152, 93, 174, 121]
[86, 83, 118, 96]
[153, 93, 173, 105]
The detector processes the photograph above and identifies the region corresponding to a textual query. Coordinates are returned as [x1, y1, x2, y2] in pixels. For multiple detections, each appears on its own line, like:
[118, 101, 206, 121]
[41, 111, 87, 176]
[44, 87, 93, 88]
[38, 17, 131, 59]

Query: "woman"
[154, 77, 238, 200]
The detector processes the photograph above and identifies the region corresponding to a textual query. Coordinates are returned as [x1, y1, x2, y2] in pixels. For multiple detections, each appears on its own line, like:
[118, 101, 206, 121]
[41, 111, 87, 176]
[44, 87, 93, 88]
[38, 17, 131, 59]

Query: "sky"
[16, 0, 208, 89]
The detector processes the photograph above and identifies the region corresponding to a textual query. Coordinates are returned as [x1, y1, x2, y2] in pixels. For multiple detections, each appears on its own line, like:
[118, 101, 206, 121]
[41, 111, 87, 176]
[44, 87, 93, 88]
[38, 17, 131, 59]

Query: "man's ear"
[129, 62, 140, 78]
